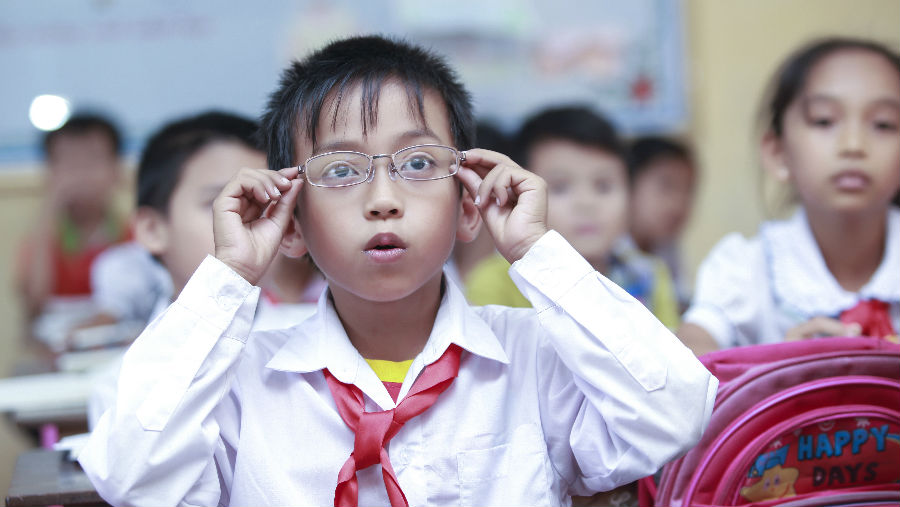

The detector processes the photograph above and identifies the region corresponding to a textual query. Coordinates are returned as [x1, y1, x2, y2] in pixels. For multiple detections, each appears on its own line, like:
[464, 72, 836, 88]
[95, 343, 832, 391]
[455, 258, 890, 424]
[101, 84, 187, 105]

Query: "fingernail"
[272, 187, 281, 197]
[264, 192, 270, 200]
[280, 177, 290, 184]
[474, 195, 481, 206]
[495, 196, 501, 206]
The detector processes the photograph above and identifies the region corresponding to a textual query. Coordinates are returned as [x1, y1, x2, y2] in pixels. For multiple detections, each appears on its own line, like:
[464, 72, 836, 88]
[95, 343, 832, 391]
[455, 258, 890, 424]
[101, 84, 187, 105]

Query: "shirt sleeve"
[79, 255, 259, 507]
[90, 243, 167, 323]
[508, 230, 718, 493]
[682, 233, 764, 348]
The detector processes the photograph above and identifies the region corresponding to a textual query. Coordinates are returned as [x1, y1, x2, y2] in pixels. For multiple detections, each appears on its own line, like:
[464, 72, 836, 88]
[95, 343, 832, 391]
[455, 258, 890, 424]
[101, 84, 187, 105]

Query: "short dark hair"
[513, 106, 624, 167]
[260, 35, 475, 172]
[764, 37, 900, 137]
[475, 120, 512, 155]
[137, 111, 260, 214]
[626, 136, 694, 183]
[43, 113, 122, 156]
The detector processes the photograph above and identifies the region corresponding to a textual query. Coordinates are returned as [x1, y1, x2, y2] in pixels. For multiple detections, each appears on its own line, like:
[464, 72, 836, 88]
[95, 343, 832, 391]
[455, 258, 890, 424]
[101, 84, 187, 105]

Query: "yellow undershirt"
[364, 358, 414, 383]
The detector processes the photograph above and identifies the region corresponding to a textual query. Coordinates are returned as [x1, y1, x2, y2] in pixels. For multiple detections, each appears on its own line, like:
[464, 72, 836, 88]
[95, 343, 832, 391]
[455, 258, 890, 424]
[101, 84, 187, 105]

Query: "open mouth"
[364, 233, 407, 262]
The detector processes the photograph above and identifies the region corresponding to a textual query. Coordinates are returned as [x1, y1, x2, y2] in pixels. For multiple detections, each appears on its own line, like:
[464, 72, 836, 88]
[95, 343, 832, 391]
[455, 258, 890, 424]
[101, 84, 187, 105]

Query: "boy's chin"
[331, 271, 445, 304]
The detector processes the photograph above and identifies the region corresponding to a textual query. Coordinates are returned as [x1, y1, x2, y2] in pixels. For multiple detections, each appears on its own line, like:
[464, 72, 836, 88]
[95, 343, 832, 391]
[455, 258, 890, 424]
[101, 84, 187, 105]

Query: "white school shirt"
[80, 231, 717, 507]
[684, 206, 900, 349]
[91, 242, 174, 324]
[86, 293, 318, 429]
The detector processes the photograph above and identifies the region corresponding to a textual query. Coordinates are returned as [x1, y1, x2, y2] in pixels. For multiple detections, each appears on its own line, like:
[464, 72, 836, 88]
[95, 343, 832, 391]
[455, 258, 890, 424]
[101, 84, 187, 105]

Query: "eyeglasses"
[298, 144, 466, 188]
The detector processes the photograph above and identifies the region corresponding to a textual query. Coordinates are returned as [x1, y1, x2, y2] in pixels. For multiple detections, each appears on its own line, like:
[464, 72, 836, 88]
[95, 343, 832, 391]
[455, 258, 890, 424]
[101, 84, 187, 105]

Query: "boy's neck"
[262, 257, 319, 303]
[329, 273, 444, 362]
[805, 205, 888, 292]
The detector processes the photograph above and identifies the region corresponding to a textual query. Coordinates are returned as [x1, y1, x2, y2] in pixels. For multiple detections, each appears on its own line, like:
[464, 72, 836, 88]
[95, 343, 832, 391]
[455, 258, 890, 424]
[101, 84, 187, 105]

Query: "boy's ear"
[134, 207, 170, 255]
[761, 131, 791, 182]
[455, 189, 483, 243]
[279, 213, 309, 258]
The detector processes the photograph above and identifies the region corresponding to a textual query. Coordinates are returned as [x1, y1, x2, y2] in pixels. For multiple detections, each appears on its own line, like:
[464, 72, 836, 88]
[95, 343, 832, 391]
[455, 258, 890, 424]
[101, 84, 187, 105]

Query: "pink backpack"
[644, 337, 900, 507]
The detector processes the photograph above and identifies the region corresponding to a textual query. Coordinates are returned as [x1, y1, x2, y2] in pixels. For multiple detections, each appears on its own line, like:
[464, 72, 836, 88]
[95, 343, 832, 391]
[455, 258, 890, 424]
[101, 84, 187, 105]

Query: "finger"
[462, 148, 518, 177]
[217, 169, 276, 214]
[277, 166, 300, 180]
[266, 178, 303, 230]
[480, 164, 533, 208]
[475, 164, 509, 208]
[811, 317, 856, 337]
[255, 168, 294, 200]
[789, 317, 854, 340]
[842, 321, 863, 336]
[455, 166, 484, 202]
[493, 166, 535, 207]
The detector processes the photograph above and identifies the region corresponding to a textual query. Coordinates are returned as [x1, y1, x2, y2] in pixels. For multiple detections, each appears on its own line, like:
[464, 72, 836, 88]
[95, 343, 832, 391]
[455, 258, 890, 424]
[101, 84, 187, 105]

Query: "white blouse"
[684, 207, 900, 348]
[80, 231, 716, 506]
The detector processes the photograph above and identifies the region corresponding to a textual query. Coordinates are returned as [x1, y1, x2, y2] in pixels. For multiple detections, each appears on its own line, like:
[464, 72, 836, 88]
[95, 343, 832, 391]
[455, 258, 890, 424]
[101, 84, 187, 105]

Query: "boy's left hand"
[456, 149, 548, 264]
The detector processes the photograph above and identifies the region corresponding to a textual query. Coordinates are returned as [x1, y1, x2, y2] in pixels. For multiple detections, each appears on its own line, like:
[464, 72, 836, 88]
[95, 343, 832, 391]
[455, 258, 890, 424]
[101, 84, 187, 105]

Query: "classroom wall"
[1, 0, 898, 496]
[0, 167, 42, 496]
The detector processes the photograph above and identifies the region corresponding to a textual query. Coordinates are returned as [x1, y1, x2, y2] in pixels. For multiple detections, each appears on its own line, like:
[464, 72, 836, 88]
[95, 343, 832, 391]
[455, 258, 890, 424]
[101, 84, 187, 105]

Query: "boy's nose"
[365, 158, 404, 219]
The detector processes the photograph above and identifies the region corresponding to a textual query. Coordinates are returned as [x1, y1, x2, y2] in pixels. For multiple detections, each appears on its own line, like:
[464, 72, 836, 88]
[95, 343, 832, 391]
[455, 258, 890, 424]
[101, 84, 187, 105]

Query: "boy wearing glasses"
[81, 36, 716, 506]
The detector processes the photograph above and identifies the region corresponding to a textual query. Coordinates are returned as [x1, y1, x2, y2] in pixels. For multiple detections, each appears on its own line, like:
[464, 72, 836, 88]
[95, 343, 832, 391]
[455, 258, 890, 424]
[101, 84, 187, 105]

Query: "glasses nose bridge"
[366, 153, 398, 182]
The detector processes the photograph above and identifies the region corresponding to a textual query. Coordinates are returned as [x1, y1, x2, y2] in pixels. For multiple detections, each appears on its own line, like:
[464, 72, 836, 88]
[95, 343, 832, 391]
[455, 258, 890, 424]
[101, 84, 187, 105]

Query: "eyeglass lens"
[305, 145, 459, 187]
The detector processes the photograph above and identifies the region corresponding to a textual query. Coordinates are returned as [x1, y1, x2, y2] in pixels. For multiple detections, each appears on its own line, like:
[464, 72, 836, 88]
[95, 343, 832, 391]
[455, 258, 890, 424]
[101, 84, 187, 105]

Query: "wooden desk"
[5, 450, 108, 507]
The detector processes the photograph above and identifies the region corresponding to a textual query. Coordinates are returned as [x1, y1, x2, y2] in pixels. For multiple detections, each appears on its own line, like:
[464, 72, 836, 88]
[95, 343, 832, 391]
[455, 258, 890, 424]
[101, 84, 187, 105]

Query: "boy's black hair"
[137, 111, 260, 214]
[43, 113, 122, 156]
[764, 37, 900, 137]
[513, 106, 625, 167]
[260, 35, 475, 172]
[626, 136, 694, 183]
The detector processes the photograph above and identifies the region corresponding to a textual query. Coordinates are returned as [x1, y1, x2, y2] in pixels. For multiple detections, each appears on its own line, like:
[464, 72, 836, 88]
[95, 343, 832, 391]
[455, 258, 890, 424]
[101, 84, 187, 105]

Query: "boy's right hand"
[212, 167, 301, 285]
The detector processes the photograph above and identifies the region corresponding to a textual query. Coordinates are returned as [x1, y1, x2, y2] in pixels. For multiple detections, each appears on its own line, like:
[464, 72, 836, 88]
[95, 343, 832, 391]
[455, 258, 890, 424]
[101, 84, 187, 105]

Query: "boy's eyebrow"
[313, 128, 444, 155]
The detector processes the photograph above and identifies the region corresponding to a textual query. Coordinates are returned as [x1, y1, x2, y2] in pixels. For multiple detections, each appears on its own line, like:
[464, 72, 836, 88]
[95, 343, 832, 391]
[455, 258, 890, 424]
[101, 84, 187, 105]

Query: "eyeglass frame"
[296, 143, 467, 188]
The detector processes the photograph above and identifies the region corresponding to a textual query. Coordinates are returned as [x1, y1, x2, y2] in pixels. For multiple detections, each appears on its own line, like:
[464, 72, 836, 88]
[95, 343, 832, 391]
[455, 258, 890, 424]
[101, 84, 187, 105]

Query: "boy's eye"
[398, 154, 437, 174]
[321, 162, 362, 180]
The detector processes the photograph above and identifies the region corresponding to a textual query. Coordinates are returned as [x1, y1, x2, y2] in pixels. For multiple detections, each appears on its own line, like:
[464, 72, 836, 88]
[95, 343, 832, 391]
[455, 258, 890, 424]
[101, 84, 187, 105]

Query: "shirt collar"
[264, 270, 510, 382]
[764, 206, 900, 317]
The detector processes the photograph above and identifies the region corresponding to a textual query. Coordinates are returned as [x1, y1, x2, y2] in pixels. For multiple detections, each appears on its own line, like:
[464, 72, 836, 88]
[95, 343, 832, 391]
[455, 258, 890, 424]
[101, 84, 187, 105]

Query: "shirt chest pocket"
[456, 424, 555, 506]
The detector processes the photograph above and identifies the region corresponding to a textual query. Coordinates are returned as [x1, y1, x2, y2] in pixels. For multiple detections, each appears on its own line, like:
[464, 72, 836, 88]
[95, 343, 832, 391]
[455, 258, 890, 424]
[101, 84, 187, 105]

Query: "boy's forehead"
[295, 81, 454, 159]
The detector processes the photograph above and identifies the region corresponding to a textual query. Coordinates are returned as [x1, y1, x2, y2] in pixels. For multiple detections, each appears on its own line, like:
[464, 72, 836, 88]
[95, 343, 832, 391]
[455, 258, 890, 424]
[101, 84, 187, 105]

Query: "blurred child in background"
[679, 37, 900, 355]
[466, 106, 679, 329]
[627, 136, 697, 311]
[16, 114, 130, 358]
[87, 110, 324, 425]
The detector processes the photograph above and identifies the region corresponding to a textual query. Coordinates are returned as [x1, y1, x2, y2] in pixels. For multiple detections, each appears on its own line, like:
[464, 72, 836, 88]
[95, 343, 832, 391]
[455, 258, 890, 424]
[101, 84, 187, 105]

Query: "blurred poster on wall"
[0, 0, 685, 165]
